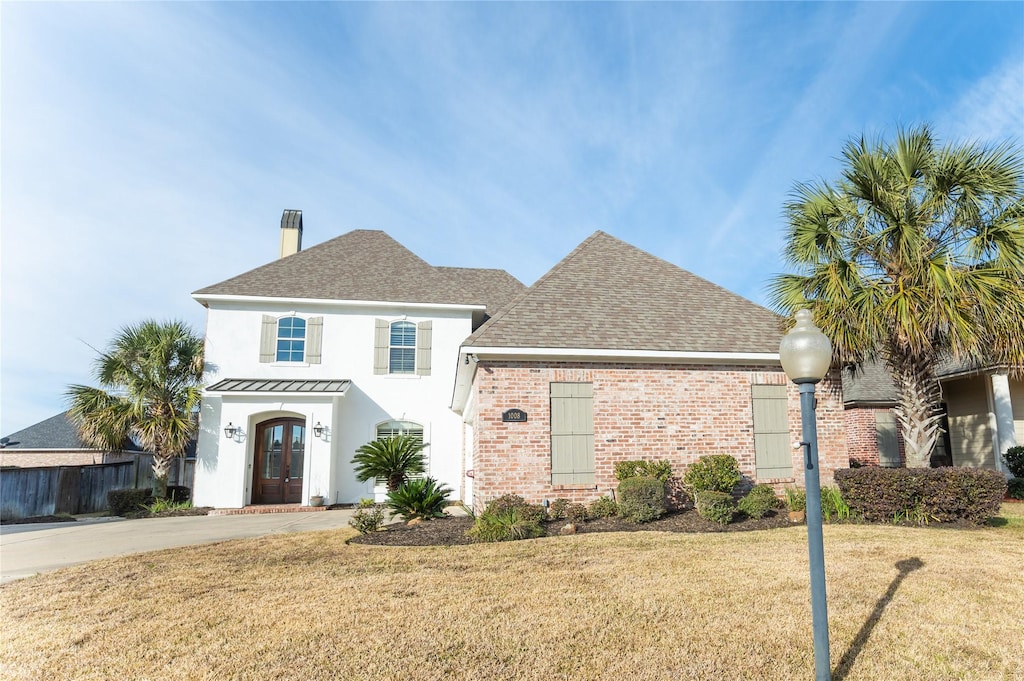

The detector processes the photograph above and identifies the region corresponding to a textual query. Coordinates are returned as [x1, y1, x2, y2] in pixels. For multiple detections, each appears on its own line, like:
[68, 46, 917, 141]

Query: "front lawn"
[1, 505, 1021, 680]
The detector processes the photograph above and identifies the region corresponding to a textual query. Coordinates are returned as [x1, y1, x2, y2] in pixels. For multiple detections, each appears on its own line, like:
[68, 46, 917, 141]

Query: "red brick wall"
[844, 406, 905, 467]
[0, 450, 137, 468]
[469, 361, 847, 508]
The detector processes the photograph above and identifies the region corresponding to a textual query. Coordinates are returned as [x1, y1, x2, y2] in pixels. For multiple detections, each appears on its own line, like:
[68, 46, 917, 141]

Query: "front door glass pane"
[290, 426, 305, 480]
[262, 425, 283, 479]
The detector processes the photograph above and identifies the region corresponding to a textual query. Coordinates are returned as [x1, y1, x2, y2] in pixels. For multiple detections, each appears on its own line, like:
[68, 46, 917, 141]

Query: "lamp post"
[779, 309, 833, 681]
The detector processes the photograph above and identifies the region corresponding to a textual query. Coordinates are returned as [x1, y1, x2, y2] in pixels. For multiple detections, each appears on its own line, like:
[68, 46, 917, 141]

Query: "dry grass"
[2, 506, 1022, 681]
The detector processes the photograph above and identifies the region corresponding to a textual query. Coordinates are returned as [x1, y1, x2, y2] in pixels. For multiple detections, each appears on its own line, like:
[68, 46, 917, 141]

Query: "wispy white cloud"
[939, 55, 1024, 144]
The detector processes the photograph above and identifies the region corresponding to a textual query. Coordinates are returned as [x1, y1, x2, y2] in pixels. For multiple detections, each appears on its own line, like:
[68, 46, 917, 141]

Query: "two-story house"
[190, 211, 523, 509]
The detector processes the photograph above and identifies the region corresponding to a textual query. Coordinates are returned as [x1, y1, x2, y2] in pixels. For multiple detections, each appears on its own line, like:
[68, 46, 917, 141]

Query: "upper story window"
[374, 319, 431, 376]
[260, 315, 323, 364]
[389, 321, 416, 374]
[276, 317, 306, 362]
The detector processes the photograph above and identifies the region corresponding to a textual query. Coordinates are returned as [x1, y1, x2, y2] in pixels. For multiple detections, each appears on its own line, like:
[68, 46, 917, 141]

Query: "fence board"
[0, 456, 195, 520]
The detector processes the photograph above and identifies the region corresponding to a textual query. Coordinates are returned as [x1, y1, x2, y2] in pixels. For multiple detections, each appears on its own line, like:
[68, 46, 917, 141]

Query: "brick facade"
[843, 406, 906, 467]
[469, 360, 847, 508]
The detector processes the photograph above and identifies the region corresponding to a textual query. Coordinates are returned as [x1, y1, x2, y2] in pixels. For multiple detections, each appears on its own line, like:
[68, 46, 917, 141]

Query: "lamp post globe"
[779, 309, 832, 384]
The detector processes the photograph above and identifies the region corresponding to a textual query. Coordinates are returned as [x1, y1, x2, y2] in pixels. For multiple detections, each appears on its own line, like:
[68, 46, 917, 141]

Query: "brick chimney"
[280, 209, 303, 258]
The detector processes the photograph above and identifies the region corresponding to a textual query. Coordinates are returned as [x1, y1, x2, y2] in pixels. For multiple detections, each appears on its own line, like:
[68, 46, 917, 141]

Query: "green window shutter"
[259, 315, 276, 363]
[373, 319, 389, 375]
[875, 411, 901, 467]
[752, 384, 792, 478]
[550, 382, 595, 484]
[306, 317, 323, 364]
[415, 321, 432, 376]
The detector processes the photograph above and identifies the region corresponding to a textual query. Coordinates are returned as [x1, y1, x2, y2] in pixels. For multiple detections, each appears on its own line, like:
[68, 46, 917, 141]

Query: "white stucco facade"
[192, 297, 478, 508]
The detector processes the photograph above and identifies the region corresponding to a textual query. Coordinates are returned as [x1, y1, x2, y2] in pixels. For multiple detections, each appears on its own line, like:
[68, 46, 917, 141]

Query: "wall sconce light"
[223, 422, 238, 439]
[313, 422, 325, 438]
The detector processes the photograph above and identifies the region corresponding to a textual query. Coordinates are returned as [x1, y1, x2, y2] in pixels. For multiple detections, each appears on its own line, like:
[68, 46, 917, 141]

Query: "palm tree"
[769, 125, 1024, 467]
[67, 320, 205, 498]
[352, 435, 428, 491]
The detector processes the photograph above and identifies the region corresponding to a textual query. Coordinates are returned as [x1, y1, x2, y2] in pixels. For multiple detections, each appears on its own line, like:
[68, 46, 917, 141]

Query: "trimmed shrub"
[684, 455, 742, 495]
[587, 496, 618, 519]
[696, 490, 735, 525]
[108, 488, 153, 517]
[386, 477, 452, 520]
[566, 503, 588, 523]
[166, 486, 191, 503]
[1003, 446, 1024, 478]
[548, 498, 570, 520]
[468, 494, 547, 542]
[614, 459, 674, 482]
[737, 484, 778, 519]
[835, 467, 1007, 524]
[1007, 478, 1024, 500]
[349, 498, 386, 534]
[820, 486, 851, 522]
[617, 476, 667, 523]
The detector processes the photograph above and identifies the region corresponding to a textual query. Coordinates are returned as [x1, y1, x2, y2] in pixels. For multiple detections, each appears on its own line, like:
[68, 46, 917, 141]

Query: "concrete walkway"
[0, 509, 356, 584]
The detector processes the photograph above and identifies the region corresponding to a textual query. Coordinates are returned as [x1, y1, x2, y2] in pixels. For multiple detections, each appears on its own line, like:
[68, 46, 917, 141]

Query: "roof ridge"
[464, 231, 606, 344]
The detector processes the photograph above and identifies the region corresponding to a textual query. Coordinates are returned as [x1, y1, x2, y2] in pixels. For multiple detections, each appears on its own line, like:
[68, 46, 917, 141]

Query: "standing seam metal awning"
[204, 378, 351, 394]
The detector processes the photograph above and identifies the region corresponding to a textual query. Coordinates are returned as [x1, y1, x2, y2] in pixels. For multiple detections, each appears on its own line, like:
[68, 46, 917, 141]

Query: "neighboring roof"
[193, 229, 523, 310]
[463, 231, 784, 353]
[841, 362, 897, 406]
[206, 378, 352, 394]
[0, 412, 145, 452]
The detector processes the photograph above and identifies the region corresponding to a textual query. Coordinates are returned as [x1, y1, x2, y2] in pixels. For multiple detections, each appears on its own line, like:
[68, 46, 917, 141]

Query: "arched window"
[389, 321, 416, 374]
[276, 317, 306, 362]
[375, 420, 427, 484]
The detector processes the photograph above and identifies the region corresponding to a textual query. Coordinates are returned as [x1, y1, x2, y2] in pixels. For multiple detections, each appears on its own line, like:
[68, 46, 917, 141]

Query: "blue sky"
[2, 2, 1022, 434]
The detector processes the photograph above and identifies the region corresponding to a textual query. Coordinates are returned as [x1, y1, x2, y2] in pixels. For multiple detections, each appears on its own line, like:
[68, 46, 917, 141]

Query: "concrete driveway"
[0, 510, 356, 584]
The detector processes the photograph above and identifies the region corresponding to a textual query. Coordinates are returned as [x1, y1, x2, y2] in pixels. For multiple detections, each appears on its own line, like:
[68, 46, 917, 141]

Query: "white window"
[276, 317, 306, 362]
[375, 420, 427, 483]
[389, 321, 416, 374]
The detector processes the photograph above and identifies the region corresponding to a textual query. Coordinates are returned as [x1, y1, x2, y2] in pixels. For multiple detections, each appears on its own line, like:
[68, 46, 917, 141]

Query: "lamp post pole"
[779, 309, 832, 681]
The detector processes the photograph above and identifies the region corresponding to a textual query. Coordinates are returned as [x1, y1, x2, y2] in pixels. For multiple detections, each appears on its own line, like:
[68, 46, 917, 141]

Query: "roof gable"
[464, 231, 783, 353]
[194, 229, 523, 308]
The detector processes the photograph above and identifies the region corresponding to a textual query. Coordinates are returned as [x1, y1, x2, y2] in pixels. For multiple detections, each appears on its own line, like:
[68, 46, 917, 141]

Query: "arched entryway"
[252, 418, 305, 504]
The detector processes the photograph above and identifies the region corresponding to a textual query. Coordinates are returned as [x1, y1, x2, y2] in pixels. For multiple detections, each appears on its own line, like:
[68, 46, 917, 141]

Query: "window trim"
[388, 320, 417, 375]
[276, 316, 307, 363]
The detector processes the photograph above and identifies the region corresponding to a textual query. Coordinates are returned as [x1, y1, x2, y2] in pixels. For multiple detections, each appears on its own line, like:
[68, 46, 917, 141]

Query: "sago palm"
[66, 320, 205, 497]
[769, 125, 1024, 467]
[352, 434, 428, 491]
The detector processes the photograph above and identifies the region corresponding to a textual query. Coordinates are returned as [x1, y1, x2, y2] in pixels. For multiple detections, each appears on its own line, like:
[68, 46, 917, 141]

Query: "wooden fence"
[0, 455, 194, 520]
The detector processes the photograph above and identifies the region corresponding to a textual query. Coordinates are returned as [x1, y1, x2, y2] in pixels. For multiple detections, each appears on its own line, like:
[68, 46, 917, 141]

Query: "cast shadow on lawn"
[833, 557, 925, 681]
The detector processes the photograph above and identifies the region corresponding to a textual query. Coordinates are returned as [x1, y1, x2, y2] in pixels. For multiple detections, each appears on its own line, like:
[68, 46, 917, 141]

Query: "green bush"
[587, 496, 618, 519]
[1006, 478, 1024, 500]
[820, 486, 851, 522]
[696, 491, 735, 525]
[548, 498, 570, 520]
[783, 487, 806, 512]
[108, 488, 153, 517]
[737, 485, 778, 519]
[349, 498, 386, 534]
[835, 467, 1007, 524]
[144, 498, 192, 514]
[617, 476, 667, 523]
[683, 455, 742, 495]
[566, 503, 588, 523]
[614, 459, 674, 482]
[386, 477, 452, 520]
[468, 495, 548, 543]
[1003, 446, 1024, 478]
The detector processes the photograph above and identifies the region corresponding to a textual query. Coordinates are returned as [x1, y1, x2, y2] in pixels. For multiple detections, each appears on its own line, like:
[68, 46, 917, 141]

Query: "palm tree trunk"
[151, 452, 172, 499]
[888, 357, 944, 468]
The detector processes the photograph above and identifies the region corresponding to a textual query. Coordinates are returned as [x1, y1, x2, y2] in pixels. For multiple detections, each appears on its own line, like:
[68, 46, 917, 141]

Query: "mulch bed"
[347, 508, 797, 547]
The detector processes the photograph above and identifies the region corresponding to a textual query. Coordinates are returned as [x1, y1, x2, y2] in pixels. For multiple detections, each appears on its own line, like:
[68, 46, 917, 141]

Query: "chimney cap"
[281, 209, 303, 230]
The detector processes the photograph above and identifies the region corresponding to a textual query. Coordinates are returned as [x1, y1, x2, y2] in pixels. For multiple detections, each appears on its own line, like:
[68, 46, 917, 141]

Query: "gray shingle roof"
[1, 412, 145, 451]
[193, 229, 523, 310]
[464, 231, 784, 353]
[435, 267, 525, 316]
[841, 362, 897, 406]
